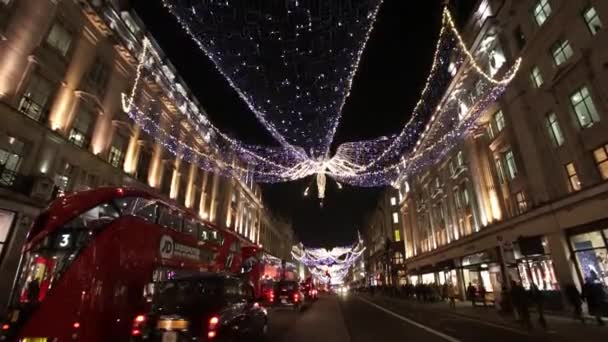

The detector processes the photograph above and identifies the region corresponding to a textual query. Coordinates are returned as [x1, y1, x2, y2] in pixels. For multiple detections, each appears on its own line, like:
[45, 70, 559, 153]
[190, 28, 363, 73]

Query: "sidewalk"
[362, 294, 608, 342]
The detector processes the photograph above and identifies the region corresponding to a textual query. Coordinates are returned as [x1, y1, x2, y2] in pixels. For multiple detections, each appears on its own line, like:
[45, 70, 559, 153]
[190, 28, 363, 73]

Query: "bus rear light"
[293, 293, 299, 302]
[207, 330, 216, 339]
[134, 315, 145, 323]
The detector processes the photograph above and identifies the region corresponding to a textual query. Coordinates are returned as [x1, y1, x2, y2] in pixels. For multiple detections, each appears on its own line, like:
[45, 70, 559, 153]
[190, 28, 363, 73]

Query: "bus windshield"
[11, 201, 121, 306]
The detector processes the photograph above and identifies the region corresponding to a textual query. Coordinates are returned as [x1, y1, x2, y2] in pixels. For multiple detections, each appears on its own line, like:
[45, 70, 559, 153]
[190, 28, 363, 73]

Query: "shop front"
[459, 249, 502, 302]
[504, 235, 562, 310]
[568, 224, 608, 315]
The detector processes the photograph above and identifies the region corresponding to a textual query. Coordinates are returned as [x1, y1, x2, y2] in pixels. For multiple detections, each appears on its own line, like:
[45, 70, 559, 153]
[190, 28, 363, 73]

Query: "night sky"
[132, 0, 476, 248]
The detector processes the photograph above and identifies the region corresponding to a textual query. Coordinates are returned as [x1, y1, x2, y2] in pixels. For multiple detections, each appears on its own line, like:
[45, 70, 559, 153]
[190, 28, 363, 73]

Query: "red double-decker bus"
[241, 246, 299, 302]
[0, 187, 252, 342]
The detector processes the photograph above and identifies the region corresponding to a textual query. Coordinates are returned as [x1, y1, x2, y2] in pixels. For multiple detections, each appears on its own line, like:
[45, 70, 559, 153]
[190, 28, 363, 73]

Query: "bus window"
[158, 207, 183, 231]
[197, 224, 211, 242]
[12, 203, 119, 305]
[64, 203, 119, 230]
[113, 196, 138, 214]
[183, 218, 197, 237]
[133, 199, 158, 222]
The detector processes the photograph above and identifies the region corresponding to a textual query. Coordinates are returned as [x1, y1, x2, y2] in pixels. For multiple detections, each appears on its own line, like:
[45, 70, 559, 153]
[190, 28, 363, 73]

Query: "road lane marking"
[437, 311, 531, 335]
[357, 297, 461, 342]
[366, 296, 531, 336]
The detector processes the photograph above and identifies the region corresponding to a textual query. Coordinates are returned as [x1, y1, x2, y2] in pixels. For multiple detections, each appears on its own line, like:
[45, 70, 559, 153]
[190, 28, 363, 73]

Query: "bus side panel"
[17, 218, 159, 342]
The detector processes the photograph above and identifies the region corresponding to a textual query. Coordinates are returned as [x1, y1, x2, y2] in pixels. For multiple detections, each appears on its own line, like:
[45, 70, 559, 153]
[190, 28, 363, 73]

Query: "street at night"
[2, 0, 608, 341]
[266, 293, 607, 342]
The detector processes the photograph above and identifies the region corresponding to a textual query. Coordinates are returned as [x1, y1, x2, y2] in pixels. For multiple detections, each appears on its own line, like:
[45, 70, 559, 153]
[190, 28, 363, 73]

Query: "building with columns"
[362, 188, 405, 287]
[397, 0, 608, 311]
[0, 0, 292, 312]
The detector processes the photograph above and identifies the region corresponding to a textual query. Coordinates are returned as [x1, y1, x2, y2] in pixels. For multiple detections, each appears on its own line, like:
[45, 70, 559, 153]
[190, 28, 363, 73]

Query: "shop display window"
[421, 273, 435, 284]
[517, 258, 558, 290]
[0, 209, 16, 257]
[571, 231, 605, 250]
[571, 230, 608, 286]
[574, 248, 608, 285]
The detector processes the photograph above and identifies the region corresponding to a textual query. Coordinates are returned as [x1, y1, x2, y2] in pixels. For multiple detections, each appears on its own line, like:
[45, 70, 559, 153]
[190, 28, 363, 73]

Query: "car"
[131, 273, 268, 342]
[271, 280, 305, 311]
[300, 281, 318, 301]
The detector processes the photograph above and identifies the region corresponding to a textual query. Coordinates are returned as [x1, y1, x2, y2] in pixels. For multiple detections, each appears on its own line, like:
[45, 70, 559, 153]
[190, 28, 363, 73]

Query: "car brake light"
[208, 316, 220, 339]
[131, 314, 146, 336]
[293, 293, 299, 302]
[1, 324, 9, 331]
[73, 322, 80, 329]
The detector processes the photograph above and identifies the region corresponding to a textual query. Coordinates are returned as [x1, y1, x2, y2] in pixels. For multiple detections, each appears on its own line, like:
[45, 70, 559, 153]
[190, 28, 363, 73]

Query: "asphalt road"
[266, 293, 559, 342]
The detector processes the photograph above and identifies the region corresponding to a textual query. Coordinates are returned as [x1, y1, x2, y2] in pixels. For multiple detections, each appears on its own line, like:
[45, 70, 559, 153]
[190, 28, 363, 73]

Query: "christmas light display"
[161, 0, 384, 158]
[292, 235, 365, 284]
[121, 4, 522, 195]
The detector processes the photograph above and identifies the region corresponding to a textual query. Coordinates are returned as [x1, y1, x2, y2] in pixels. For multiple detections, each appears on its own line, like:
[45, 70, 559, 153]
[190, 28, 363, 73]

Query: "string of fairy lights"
[121, 2, 522, 200]
[291, 236, 366, 284]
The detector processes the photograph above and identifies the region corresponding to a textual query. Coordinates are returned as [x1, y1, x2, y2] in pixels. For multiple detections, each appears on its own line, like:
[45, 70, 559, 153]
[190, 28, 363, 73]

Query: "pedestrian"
[512, 281, 532, 330]
[582, 276, 606, 326]
[466, 282, 477, 307]
[447, 282, 457, 309]
[564, 283, 585, 324]
[442, 282, 448, 302]
[530, 283, 547, 329]
[478, 284, 487, 307]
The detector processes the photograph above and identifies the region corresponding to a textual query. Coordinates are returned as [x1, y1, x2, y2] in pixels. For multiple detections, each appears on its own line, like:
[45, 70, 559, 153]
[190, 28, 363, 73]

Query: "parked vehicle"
[131, 273, 268, 342]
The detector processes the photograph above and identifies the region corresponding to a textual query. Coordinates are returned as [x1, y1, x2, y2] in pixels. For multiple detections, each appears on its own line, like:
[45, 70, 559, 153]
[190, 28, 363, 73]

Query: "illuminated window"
[565, 162, 582, 192]
[593, 144, 608, 180]
[530, 66, 543, 88]
[18, 73, 53, 121]
[533, 0, 552, 27]
[68, 106, 96, 148]
[493, 110, 505, 133]
[583, 6, 602, 35]
[494, 158, 506, 184]
[515, 192, 528, 214]
[392, 212, 399, 224]
[45, 22, 72, 56]
[390, 197, 397, 206]
[0, 145, 22, 186]
[570, 87, 600, 128]
[394, 229, 401, 242]
[545, 112, 565, 147]
[551, 39, 573, 66]
[108, 134, 127, 168]
[505, 150, 518, 180]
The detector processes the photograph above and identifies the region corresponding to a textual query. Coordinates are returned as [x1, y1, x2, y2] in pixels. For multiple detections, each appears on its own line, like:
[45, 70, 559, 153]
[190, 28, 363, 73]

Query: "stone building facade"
[0, 0, 292, 312]
[397, 0, 608, 311]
